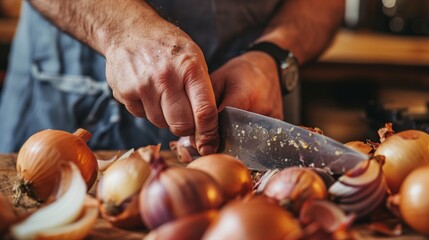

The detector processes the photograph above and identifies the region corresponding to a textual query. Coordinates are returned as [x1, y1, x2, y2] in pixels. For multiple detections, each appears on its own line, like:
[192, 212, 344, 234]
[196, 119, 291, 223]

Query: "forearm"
[257, 0, 345, 64]
[27, 0, 163, 55]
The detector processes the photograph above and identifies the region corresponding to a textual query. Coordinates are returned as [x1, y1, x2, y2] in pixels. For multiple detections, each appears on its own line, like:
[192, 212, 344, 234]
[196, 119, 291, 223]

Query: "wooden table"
[0, 152, 427, 240]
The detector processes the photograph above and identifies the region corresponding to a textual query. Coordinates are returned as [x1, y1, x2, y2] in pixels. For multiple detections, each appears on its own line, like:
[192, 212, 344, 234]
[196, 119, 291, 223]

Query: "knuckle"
[169, 122, 194, 136]
[194, 104, 217, 129]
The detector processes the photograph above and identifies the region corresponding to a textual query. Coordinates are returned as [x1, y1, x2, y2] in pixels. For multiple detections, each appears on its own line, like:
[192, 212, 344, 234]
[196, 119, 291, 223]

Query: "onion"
[0, 193, 18, 236]
[187, 154, 253, 201]
[374, 130, 429, 193]
[344, 141, 373, 155]
[145, 210, 219, 240]
[11, 162, 92, 239]
[169, 136, 200, 163]
[33, 197, 99, 240]
[262, 167, 327, 213]
[97, 148, 135, 172]
[395, 164, 429, 235]
[97, 145, 154, 229]
[254, 169, 280, 193]
[329, 157, 388, 218]
[202, 195, 302, 240]
[14, 128, 98, 204]
[299, 200, 355, 239]
[139, 151, 224, 229]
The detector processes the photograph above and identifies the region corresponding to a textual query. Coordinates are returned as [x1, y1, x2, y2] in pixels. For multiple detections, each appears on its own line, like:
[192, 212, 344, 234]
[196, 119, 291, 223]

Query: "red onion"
[139, 152, 224, 229]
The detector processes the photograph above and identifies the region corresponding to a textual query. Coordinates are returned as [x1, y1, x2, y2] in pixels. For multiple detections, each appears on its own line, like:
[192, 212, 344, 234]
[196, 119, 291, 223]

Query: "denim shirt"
[0, 0, 283, 152]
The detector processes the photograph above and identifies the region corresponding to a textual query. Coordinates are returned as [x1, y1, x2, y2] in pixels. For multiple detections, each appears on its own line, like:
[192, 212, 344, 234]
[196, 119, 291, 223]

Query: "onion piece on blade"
[169, 136, 200, 163]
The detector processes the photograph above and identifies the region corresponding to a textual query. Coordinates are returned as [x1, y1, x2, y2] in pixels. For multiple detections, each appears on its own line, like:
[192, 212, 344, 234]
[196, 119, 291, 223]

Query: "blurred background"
[1, 0, 429, 143]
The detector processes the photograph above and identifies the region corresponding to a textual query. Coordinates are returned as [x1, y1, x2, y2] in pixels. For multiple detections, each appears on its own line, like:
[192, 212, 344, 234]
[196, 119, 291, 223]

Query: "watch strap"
[245, 41, 295, 95]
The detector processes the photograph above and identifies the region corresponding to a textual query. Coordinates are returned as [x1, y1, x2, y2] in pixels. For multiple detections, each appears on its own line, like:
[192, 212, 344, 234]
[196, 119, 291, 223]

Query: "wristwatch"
[245, 41, 299, 95]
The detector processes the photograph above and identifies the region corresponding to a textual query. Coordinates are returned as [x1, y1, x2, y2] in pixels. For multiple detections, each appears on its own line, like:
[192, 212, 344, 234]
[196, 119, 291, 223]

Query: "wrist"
[245, 41, 299, 95]
[96, 1, 161, 55]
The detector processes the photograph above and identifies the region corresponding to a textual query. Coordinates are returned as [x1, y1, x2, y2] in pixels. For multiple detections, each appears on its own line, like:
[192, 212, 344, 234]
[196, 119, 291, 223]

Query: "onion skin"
[187, 154, 253, 201]
[344, 141, 373, 155]
[145, 210, 219, 240]
[169, 137, 200, 163]
[263, 167, 327, 213]
[140, 164, 224, 229]
[14, 128, 98, 203]
[398, 165, 429, 235]
[97, 146, 156, 229]
[374, 130, 429, 193]
[202, 195, 302, 240]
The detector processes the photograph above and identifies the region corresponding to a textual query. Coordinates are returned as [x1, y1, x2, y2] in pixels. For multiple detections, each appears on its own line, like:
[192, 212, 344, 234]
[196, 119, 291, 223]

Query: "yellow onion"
[344, 141, 373, 155]
[202, 195, 302, 240]
[145, 210, 219, 240]
[187, 154, 252, 201]
[374, 130, 429, 193]
[0, 193, 19, 236]
[139, 152, 224, 229]
[97, 146, 154, 229]
[11, 162, 93, 240]
[395, 164, 429, 235]
[32, 197, 99, 240]
[14, 128, 97, 204]
[262, 167, 327, 213]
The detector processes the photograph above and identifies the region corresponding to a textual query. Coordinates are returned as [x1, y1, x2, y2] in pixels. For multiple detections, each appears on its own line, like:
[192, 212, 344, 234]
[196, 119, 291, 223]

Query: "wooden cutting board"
[0, 152, 427, 240]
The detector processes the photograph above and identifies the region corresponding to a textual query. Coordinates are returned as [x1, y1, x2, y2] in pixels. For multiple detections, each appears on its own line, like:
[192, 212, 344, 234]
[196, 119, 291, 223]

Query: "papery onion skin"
[14, 128, 98, 203]
[140, 166, 224, 229]
[145, 210, 219, 240]
[344, 141, 373, 155]
[263, 167, 327, 213]
[169, 137, 200, 163]
[398, 165, 429, 235]
[187, 154, 252, 201]
[374, 130, 429, 193]
[202, 195, 302, 240]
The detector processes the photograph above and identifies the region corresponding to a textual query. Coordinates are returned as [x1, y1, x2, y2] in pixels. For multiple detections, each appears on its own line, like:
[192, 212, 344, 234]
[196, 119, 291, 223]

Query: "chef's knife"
[218, 106, 369, 175]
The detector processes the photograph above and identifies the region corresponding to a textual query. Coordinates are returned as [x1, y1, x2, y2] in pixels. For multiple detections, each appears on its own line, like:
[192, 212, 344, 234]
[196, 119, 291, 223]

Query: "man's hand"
[104, 19, 219, 155]
[211, 51, 284, 120]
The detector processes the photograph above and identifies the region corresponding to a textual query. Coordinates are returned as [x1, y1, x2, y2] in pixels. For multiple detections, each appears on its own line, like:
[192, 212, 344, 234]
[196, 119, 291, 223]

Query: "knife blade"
[218, 106, 369, 175]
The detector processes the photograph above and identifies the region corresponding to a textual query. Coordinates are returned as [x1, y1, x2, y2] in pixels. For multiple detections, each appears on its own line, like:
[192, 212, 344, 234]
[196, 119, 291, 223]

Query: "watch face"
[280, 57, 299, 93]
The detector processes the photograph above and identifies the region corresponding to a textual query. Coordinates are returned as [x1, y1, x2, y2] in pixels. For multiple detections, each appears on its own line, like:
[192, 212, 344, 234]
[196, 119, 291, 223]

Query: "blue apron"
[0, 0, 290, 152]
